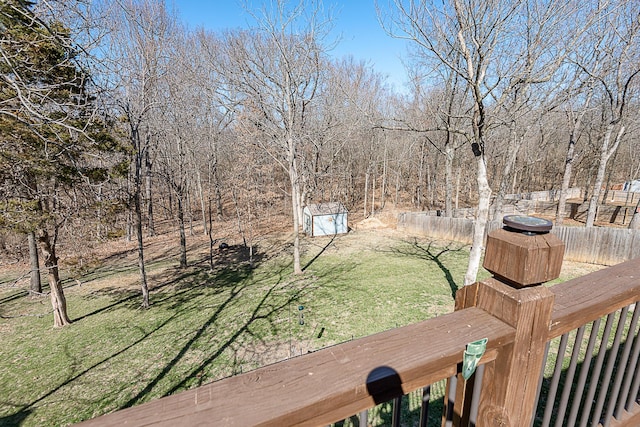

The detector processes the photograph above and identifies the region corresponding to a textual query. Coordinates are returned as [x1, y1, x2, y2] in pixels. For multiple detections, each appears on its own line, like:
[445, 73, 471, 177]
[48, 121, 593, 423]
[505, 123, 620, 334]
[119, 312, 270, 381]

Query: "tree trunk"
[177, 192, 188, 269]
[37, 229, 71, 327]
[288, 146, 303, 275]
[629, 198, 640, 230]
[394, 171, 400, 207]
[187, 185, 195, 237]
[416, 140, 426, 208]
[492, 124, 522, 221]
[135, 190, 150, 308]
[363, 172, 369, 217]
[445, 143, 454, 217]
[196, 169, 207, 235]
[208, 194, 215, 272]
[586, 124, 625, 227]
[426, 161, 432, 208]
[290, 182, 302, 275]
[145, 149, 155, 237]
[381, 147, 387, 209]
[214, 165, 224, 221]
[126, 167, 134, 242]
[28, 231, 41, 295]
[455, 169, 461, 210]
[464, 154, 492, 286]
[556, 132, 578, 225]
[133, 134, 150, 308]
[602, 147, 620, 203]
[371, 166, 376, 215]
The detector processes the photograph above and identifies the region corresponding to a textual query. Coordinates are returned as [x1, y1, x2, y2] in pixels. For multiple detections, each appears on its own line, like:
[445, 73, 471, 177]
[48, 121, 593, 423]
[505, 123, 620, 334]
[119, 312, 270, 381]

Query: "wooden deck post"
[449, 215, 564, 426]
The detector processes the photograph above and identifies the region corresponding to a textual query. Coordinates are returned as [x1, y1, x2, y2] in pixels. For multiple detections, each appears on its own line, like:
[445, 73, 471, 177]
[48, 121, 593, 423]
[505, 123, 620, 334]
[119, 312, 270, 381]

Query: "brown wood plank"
[473, 279, 555, 426]
[606, 402, 640, 427]
[483, 229, 564, 286]
[549, 258, 640, 338]
[76, 308, 514, 427]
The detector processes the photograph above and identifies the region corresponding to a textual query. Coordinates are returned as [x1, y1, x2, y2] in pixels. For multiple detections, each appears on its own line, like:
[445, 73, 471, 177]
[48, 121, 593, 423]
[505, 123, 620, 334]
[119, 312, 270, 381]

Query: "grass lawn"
[0, 229, 598, 426]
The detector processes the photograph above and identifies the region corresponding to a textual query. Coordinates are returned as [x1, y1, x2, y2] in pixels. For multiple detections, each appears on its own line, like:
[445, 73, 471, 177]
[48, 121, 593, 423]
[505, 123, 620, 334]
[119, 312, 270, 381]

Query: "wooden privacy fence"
[76, 225, 640, 427]
[504, 187, 583, 202]
[605, 191, 640, 207]
[397, 213, 640, 265]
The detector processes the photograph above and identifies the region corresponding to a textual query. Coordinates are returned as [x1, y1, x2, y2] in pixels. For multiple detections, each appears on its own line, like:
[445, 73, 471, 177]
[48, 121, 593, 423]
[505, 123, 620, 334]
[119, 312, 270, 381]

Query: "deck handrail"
[549, 258, 640, 339]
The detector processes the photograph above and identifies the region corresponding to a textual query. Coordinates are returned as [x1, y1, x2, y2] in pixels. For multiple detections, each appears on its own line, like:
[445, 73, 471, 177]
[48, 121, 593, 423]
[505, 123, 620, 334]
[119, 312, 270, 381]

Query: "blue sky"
[166, 1, 410, 92]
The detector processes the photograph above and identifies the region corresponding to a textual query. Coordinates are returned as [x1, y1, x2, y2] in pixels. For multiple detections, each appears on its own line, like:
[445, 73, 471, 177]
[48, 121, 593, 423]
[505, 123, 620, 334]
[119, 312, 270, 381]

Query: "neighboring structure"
[303, 203, 348, 237]
[623, 179, 640, 192]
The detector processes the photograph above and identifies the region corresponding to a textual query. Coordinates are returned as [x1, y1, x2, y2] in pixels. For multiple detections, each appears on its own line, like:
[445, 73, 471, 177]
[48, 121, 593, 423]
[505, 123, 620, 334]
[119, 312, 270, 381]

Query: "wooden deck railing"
[535, 258, 640, 427]
[77, 228, 640, 426]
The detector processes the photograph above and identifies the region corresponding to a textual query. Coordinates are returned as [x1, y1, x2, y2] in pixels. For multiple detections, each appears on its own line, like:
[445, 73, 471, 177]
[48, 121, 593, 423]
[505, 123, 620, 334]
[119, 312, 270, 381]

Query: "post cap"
[503, 215, 553, 234]
[483, 216, 565, 287]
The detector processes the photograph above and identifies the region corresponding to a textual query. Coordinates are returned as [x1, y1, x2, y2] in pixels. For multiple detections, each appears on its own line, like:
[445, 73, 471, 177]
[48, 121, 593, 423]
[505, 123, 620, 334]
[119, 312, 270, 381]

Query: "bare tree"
[153, 30, 204, 269]
[399, 64, 469, 216]
[383, 0, 583, 285]
[555, 76, 596, 224]
[100, 0, 176, 307]
[579, 1, 640, 227]
[221, 0, 332, 275]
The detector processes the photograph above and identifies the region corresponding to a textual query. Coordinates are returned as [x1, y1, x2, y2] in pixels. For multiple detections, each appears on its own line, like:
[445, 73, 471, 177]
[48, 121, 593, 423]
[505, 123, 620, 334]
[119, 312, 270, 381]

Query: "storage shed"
[624, 180, 640, 192]
[303, 203, 348, 237]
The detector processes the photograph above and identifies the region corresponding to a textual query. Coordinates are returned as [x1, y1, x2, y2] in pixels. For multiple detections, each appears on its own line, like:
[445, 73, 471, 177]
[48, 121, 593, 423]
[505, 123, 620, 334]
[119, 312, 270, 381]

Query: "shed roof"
[305, 202, 348, 216]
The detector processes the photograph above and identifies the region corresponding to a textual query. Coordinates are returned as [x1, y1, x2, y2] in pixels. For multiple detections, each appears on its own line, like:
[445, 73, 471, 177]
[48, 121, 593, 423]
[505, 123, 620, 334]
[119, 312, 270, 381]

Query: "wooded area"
[1, 0, 640, 326]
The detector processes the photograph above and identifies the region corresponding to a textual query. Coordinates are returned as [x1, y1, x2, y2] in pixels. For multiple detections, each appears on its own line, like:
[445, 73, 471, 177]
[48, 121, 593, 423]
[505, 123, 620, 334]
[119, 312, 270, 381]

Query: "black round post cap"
[503, 215, 553, 234]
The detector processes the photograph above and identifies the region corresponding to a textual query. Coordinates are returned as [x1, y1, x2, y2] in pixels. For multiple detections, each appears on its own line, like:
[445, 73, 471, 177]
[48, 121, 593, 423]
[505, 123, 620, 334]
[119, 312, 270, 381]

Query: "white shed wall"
[311, 213, 347, 237]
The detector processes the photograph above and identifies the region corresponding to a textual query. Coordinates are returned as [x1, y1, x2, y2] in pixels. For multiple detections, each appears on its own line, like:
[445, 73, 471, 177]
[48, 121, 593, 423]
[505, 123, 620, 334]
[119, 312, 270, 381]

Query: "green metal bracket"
[462, 338, 488, 380]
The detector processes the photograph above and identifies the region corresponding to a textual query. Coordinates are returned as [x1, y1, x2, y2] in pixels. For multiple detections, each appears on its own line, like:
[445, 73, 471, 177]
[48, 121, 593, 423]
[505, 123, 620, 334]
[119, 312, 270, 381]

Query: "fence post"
[449, 215, 564, 426]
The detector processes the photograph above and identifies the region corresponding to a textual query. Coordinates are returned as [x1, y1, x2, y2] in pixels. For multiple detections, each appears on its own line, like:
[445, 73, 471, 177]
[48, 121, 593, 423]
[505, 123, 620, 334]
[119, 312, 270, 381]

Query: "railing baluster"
[469, 364, 485, 427]
[542, 332, 570, 426]
[625, 326, 640, 411]
[591, 307, 629, 427]
[616, 302, 640, 417]
[604, 304, 640, 425]
[554, 326, 587, 427]
[359, 409, 368, 426]
[419, 385, 431, 427]
[566, 319, 602, 427]
[444, 374, 457, 427]
[532, 341, 552, 427]
[579, 312, 616, 427]
[391, 396, 401, 427]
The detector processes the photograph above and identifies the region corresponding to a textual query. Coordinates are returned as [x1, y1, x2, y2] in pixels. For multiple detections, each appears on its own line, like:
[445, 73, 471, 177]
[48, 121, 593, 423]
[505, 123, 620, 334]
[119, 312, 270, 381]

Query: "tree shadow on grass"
[0, 261, 269, 426]
[0, 289, 29, 307]
[110, 250, 359, 409]
[387, 239, 465, 300]
[0, 242, 358, 425]
[75, 245, 266, 320]
[0, 310, 183, 427]
[0, 408, 31, 427]
[302, 234, 338, 271]
[0, 256, 268, 424]
[119, 262, 318, 408]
